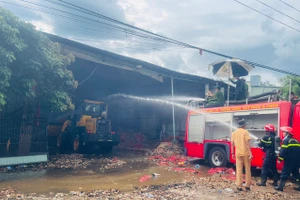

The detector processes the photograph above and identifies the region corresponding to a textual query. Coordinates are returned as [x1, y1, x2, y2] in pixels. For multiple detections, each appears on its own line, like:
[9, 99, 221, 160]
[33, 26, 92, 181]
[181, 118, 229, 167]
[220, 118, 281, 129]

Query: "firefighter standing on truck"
[256, 124, 279, 187]
[229, 74, 247, 101]
[275, 126, 300, 191]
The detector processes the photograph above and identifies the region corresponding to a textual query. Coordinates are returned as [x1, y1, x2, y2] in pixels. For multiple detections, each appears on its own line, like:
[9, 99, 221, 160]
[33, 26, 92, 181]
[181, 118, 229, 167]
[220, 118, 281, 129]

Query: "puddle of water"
[0, 165, 189, 194]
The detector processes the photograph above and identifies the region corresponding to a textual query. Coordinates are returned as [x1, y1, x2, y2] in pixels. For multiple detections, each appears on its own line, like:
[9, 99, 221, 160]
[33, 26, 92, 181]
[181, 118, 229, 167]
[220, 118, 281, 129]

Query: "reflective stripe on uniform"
[278, 157, 284, 160]
[261, 139, 272, 144]
[289, 139, 298, 143]
[281, 144, 300, 148]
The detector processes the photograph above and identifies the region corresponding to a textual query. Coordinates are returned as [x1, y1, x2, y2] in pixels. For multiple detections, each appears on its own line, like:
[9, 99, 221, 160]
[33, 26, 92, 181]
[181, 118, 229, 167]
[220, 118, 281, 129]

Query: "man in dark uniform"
[241, 78, 248, 99]
[275, 126, 300, 191]
[257, 124, 279, 187]
[229, 74, 245, 101]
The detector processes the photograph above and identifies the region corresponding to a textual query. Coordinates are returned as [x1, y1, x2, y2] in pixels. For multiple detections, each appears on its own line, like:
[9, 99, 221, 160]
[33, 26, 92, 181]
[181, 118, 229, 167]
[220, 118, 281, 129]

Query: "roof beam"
[60, 44, 164, 83]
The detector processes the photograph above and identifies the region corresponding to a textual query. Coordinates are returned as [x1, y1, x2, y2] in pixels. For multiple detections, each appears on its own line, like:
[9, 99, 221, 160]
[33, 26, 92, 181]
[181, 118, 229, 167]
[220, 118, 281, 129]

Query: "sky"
[1, 0, 300, 85]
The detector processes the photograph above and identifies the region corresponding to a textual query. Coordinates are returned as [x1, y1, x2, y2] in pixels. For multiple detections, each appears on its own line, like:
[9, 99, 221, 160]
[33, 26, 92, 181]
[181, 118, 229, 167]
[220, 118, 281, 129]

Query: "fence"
[0, 118, 48, 166]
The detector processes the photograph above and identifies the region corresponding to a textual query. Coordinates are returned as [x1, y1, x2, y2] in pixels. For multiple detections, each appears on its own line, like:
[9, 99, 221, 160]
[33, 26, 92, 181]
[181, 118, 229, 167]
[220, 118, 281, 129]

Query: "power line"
[279, 0, 300, 13]
[14, 11, 183, 51]
[6, 0, 195, 49]
[233, 0, 300, 33]
[44, 0, 300, 76]
[47, 0, 197, 49]
[1, 0, 300, 77]
[5, 0, 179, 47]
[256, 0, 300, 24]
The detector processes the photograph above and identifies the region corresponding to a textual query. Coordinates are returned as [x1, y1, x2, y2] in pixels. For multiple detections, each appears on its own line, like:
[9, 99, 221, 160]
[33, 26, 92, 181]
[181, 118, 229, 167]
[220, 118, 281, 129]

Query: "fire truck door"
[188, 115, 205, 143]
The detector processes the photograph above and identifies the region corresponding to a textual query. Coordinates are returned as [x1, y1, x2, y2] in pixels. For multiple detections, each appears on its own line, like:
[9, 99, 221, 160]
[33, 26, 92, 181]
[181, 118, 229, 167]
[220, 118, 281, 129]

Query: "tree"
[279, 75, 300, 99]
[0, 7, 77, 113]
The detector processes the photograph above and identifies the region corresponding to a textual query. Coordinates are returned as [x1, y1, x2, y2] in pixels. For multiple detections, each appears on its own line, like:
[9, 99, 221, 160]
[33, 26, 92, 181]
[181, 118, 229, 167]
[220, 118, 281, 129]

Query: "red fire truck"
[184, 101, 300, 169]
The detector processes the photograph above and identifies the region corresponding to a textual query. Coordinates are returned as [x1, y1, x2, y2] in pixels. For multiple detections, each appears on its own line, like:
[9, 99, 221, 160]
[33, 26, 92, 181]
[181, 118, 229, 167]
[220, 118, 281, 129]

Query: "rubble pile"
[99, 157, 127, 170]
[0, 154, 130, 173]
[2, 179, 300, 200]
[0, 154, 93, 172]
[45, 154, 93, 169]
[0, 188, 19, 199]
[0, 164, 41, 173]
[150, 142, 183, 157]
[118, 132, 160, 150]
[148, 142, 198, 174]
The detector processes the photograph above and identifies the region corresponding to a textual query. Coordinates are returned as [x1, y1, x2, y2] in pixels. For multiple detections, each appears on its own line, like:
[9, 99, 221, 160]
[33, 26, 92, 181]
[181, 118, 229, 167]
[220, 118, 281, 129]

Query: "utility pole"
[171, 78, 176, 141]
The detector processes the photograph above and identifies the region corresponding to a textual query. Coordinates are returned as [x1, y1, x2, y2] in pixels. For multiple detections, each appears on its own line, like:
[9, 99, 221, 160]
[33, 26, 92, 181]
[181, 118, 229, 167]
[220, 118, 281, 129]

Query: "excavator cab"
[82, 101, 107, 119]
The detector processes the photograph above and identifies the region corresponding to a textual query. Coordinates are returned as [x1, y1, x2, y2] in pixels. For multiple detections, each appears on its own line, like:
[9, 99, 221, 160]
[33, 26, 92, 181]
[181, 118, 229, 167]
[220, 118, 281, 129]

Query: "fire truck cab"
[185, 101, 300, 169]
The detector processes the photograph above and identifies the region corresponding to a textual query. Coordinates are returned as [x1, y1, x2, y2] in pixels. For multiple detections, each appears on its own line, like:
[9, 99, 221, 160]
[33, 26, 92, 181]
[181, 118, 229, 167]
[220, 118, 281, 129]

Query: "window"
[83, 103, 106, 116]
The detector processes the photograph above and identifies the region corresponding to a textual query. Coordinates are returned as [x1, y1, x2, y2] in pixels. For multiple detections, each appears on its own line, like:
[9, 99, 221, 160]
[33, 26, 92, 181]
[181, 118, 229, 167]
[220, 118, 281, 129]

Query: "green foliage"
[0, 7, 77, 112]
[279, 75, 300, 99]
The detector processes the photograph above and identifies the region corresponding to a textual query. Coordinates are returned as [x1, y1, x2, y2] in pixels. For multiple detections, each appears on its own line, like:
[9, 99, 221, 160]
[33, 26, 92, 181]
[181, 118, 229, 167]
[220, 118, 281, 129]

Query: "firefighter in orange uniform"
[275, 126, 300, 191]
[256, 124, 278, 187]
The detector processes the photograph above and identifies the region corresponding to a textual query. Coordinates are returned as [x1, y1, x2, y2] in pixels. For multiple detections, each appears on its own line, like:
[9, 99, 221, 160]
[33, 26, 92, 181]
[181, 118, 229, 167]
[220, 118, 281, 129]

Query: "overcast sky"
[1, 0, 300, 85]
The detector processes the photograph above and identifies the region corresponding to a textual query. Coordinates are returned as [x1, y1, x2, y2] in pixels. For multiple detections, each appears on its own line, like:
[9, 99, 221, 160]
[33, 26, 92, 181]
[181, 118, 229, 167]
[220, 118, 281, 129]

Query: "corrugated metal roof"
[44, 33, 229, 87]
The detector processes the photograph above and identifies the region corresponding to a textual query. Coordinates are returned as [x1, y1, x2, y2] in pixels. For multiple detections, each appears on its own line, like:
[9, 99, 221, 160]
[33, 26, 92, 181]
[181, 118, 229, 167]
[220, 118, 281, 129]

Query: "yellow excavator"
[56, 100, 119, 153]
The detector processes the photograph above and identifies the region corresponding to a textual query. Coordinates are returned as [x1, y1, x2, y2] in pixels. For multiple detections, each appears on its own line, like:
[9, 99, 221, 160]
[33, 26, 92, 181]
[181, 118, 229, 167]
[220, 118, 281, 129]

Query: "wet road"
[1, 150, 300, 200]
[0, 150, 196, 194]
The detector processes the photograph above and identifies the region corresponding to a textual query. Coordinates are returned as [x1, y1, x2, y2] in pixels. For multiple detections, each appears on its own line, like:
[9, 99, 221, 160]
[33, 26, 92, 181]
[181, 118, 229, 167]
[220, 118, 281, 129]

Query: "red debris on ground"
[147, 142, 200, 174]
[148, 155, 188, 167]
[208, 167, 235, 175]
[139, 175, 152, 182]
[208, 167, 250, 183]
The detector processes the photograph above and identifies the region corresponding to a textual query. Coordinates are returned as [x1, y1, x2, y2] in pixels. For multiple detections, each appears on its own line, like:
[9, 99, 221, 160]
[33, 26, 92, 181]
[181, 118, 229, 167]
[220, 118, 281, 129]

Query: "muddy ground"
[1, 147, 300, 200]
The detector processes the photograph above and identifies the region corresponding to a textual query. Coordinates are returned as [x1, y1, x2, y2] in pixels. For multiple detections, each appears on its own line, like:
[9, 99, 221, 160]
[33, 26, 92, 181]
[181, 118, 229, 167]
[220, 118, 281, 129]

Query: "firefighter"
[241, 78, 249, 99]
[274, 126, 300, 192]
[256, 124, 279, 187]
[229, 74, 245, 101]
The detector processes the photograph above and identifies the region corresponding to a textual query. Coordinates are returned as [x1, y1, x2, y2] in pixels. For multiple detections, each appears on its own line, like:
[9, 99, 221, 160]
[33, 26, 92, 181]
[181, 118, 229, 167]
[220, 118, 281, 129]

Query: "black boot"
[274, 180, 286, 192]
[257, 176, 267, 186]
[272, 174, 279, 187]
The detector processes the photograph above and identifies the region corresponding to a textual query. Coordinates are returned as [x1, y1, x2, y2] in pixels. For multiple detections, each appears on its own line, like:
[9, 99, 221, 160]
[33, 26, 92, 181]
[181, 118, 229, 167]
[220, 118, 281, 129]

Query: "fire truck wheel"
[209, 147, 228, 167]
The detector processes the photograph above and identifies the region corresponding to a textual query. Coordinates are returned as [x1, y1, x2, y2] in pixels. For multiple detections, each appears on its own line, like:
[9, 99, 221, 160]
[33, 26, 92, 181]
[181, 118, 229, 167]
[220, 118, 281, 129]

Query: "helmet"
[264, 124, 275, 132]
[280, 126, 293, 135]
